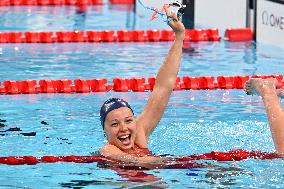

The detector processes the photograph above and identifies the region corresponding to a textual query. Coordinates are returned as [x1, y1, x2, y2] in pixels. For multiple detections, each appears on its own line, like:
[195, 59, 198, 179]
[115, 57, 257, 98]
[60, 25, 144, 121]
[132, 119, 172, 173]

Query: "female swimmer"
[99, 7, 185, 166]
[99, 8, 284, 166]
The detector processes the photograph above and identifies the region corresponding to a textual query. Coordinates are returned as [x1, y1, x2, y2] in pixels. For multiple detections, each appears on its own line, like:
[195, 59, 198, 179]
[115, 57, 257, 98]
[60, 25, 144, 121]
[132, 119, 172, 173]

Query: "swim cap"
[100, 98, 134, 128]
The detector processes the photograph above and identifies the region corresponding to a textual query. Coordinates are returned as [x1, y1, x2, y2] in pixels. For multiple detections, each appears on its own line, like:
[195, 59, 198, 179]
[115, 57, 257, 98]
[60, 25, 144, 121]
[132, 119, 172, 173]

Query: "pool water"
[1, 3, 284, 189]
[0, 5, 169, 31]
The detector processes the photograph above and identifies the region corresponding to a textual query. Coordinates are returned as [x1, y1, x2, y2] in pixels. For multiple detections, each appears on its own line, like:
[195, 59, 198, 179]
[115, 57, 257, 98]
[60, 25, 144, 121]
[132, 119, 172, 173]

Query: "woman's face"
[104, 107, 137, 151]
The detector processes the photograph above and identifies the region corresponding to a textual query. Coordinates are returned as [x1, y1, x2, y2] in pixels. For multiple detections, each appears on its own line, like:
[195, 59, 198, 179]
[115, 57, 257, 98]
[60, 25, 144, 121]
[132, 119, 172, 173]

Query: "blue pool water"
[0, 5, 168, 31]
[1, 3, 284, 189]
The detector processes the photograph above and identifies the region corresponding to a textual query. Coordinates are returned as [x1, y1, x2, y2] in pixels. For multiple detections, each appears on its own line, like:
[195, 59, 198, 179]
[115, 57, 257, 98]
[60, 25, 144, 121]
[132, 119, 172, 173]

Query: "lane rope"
[0, 0, 135, 6]
[0, 29, 222, 43]
[0, 75, 282, 95]
[0, 149, 281, 166]
[0, 28, 254, 43]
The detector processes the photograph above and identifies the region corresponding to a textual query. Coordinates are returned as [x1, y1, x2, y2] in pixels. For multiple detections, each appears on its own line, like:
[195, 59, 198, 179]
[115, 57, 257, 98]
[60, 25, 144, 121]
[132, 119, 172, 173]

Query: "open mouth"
[118, 134, 131, 145]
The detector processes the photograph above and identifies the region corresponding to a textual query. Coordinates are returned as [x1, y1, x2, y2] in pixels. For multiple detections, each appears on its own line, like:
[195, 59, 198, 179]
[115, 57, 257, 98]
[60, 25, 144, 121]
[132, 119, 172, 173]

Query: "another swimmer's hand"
[245, 78, 278, 96]
[164, 6, 185, 40]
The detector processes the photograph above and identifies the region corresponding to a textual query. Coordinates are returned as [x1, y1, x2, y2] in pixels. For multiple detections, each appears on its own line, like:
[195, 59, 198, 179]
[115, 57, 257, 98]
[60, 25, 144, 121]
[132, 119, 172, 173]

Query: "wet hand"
[245, 78, 278, 96]
[164, 5, 185, 40]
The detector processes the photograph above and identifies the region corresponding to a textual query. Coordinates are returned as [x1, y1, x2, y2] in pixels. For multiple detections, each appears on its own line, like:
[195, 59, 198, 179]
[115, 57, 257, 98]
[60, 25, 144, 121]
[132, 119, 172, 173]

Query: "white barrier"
[256, 0, 284, 48]
[194, 0, 248, 31]
[135, 0, 248, 31]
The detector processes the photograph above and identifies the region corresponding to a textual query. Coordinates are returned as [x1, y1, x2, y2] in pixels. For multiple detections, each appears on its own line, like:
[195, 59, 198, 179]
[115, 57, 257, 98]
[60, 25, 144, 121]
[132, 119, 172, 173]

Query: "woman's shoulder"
[99, 144, 121, 157]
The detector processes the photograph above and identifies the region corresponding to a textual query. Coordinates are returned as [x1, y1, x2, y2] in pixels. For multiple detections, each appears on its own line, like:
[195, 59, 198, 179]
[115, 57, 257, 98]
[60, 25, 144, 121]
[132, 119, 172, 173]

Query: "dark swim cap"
[100, 98, 134, 128]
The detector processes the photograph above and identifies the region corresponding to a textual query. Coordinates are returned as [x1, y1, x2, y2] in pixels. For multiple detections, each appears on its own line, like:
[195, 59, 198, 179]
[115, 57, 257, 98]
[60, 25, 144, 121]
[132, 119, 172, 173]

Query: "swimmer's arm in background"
[245, 78, 284, 154]
[136, 8, 185, 140]
[99, 144, 167, 169]
[261, 88, 284, 154]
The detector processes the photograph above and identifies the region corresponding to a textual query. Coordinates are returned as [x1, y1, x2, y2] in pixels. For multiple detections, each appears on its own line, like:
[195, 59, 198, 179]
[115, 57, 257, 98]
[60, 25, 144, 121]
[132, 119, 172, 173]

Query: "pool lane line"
[0, 28, 253, 43]
[0, 149, 281, 165]
[0, 0, 134, 6]
[0, 75, 282, 95]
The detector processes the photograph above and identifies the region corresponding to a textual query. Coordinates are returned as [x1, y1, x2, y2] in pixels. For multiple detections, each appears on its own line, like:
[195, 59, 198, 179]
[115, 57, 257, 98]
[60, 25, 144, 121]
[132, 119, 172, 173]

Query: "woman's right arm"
[100, 144, 168, 169]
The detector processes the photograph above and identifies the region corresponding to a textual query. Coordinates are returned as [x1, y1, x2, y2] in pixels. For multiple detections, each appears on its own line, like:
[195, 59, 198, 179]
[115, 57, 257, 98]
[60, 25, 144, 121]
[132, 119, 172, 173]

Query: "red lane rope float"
[0, 150, 282, 166]
[0, 75, 283, 95]
[0, 29, 220, 43]
[109, 0, 134, 4]
[224, 28, 253, 42]
[0, 0, 104, 6]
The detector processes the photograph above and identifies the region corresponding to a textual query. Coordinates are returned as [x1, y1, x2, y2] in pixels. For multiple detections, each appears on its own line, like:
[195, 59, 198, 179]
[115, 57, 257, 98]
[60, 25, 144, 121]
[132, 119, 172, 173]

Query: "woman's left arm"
[136, 9, 185, 139]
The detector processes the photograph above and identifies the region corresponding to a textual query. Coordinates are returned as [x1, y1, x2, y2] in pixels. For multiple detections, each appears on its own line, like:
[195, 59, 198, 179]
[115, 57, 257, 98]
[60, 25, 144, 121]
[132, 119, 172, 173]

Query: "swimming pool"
[1, 3, 284, 189]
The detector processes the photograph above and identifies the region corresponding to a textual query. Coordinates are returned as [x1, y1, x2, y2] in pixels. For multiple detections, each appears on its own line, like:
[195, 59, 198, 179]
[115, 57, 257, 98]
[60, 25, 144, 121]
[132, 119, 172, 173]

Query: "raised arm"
[136, 8, 185, 140]
[245, 78, 284, 154]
